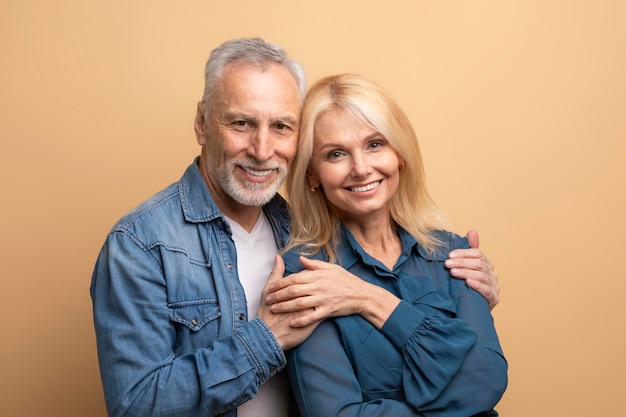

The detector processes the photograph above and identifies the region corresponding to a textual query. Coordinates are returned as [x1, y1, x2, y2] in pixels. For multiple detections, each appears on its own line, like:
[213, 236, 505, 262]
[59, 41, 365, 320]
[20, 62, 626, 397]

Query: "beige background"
[1, 1, 625, 416]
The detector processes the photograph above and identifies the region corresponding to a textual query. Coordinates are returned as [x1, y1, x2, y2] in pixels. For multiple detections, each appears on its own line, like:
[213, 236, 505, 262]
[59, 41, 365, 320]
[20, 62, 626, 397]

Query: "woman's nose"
[351, 154, 371, 178]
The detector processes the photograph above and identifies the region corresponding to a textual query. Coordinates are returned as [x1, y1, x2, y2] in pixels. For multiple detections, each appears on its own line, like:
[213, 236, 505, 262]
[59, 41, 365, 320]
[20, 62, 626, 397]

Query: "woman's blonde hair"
[284, 73, 449, 262]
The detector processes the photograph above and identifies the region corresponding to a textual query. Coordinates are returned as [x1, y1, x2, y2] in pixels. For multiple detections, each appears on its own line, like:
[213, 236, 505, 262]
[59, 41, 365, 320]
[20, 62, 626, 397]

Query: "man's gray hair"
[201, 37, 307, 114]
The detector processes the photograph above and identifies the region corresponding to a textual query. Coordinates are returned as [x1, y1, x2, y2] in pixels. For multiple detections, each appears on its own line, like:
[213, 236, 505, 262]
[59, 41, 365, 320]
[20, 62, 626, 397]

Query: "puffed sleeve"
[379, 234, 508, 415]
[428, 277, 508, 414]
[380, 297, 479, 412]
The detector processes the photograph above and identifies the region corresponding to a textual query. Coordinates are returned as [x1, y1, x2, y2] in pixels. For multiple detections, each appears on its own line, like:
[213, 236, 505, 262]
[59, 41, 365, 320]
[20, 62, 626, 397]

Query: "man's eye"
[234, 121, 247, 127]
[275, 123, 294, 132]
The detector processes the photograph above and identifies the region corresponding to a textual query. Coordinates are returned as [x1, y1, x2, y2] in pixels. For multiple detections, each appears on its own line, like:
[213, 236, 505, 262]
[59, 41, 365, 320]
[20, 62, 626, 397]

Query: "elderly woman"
[280, 74, 508, 417]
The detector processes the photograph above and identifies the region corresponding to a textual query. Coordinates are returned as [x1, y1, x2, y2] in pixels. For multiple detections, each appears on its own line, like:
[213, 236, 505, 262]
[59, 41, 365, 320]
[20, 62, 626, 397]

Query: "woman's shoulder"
[420, 230, 470, 261]
[282, 245, 328, 274]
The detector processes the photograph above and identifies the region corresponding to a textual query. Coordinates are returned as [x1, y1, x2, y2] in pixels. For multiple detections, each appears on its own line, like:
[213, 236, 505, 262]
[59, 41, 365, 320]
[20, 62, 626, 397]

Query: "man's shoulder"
[111, 182, 183, 234]
[111, 160, 209, 235]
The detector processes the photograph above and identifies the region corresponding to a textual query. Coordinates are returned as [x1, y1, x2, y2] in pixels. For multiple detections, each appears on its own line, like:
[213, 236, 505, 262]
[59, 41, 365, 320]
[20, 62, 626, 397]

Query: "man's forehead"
[214, 62, 301, 119]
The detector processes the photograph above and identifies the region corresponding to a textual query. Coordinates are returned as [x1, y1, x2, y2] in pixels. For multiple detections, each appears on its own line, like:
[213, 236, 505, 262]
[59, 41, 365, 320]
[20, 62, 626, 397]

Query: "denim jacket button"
[191, 318, 199, 326]
[270, 366, 277, 374]
[227, 263, 234, 270]
[238, 313, 245, 321]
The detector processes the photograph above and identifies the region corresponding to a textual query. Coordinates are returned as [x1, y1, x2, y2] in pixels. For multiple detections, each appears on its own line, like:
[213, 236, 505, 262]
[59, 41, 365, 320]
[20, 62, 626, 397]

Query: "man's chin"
[230, 186, 278, 207]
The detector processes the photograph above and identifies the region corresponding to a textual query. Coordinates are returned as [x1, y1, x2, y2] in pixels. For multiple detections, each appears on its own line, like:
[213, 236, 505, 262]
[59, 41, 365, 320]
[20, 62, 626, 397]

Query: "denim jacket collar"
[179, 157, 291, 242]
[179, 157, 229, 224]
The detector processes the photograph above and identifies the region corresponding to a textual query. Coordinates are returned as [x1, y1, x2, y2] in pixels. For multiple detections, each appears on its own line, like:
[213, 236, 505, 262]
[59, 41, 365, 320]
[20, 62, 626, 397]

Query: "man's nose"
[249, 127, 274, 161]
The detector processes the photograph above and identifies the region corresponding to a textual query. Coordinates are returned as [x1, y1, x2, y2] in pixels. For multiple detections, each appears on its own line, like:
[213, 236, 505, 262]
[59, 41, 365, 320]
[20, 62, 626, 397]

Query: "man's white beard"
[208, 154, 287, 207]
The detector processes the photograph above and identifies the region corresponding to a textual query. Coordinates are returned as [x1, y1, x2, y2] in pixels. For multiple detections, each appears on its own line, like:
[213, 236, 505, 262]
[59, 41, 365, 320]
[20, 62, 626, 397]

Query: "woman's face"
[308, 108, 402, 222]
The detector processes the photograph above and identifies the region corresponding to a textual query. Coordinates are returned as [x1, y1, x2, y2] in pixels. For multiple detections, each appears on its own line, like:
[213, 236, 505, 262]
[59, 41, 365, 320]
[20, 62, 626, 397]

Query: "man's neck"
[220, 203, 262, 233]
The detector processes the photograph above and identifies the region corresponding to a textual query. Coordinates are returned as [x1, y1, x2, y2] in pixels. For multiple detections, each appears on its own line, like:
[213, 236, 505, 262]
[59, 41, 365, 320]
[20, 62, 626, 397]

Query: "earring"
[310, 185, 316, 192]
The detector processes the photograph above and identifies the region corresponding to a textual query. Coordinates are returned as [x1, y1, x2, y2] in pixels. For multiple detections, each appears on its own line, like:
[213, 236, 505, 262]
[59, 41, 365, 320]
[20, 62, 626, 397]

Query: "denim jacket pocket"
[169, 299, 221, 354]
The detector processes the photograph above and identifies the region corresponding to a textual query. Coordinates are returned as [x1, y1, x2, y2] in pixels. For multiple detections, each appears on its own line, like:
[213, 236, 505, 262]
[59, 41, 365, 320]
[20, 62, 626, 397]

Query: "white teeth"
[243, 167, 273, 176]
[351, 181, 380, 192]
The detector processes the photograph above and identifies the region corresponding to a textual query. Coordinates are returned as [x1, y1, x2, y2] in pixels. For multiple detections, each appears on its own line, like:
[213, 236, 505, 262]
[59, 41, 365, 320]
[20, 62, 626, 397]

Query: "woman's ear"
[306, 170, 320, 191]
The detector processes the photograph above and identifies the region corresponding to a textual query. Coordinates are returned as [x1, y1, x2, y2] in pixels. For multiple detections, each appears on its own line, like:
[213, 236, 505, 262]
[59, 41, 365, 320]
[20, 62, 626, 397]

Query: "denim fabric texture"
[90, 158, 292, 417]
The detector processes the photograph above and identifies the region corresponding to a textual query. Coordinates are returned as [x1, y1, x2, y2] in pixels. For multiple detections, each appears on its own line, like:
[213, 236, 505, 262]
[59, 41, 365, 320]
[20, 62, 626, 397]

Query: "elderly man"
[90, 37, 499, 417]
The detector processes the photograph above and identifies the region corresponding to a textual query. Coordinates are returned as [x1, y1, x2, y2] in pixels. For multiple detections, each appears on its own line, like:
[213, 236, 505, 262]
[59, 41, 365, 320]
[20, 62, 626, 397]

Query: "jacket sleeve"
[90, 231, 285, 417]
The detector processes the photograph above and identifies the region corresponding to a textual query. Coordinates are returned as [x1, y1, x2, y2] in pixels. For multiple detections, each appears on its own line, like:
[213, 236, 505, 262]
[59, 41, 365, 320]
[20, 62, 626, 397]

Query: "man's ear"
[194, 102, 207, 145]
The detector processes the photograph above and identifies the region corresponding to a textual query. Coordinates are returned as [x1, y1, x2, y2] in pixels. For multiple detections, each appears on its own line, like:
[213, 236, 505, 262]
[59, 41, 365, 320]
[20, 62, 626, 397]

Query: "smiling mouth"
[241, 166, 275, 177]
[349, 181, 380, 192]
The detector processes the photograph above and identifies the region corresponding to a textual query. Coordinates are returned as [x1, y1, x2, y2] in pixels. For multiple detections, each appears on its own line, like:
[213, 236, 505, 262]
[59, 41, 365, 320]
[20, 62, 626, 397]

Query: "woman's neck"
[343, 215, 401, 270]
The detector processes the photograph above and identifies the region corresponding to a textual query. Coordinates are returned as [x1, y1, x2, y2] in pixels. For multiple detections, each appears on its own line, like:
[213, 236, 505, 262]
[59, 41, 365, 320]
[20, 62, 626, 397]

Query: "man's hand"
[257, 255, 319, 351]
[445, 229, 500, 309]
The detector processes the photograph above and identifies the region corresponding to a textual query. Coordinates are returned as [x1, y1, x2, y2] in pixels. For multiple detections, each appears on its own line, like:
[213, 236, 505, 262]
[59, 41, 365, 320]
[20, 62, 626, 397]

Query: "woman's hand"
[266, 256, 399, 328]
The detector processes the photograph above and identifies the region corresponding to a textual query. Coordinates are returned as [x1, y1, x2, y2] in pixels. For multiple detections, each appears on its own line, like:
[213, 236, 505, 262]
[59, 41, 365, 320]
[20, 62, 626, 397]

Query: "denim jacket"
[90, 159, 292, 417]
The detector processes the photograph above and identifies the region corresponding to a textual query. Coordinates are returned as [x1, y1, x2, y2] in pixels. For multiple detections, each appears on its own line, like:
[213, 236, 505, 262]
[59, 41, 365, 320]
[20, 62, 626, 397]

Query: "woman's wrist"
[360, 284, 401, 329]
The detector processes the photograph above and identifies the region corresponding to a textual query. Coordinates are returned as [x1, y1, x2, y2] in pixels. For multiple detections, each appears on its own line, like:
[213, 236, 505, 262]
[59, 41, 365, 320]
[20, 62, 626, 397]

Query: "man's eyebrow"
[220, 112, 298, 127]
[272, 116, 298, 125]
[222, 112, 255, 122]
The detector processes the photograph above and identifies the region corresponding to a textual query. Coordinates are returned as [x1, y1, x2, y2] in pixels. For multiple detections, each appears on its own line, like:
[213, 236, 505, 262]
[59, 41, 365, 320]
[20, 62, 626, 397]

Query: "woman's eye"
[327, 150, 344, 160]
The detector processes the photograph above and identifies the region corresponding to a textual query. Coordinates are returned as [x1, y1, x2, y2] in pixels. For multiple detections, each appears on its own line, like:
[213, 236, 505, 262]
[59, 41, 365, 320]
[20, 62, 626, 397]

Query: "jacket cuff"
[235, 317, 287, 383]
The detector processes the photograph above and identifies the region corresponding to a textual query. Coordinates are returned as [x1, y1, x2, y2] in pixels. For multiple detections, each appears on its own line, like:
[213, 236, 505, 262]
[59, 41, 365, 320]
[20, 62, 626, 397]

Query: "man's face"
[195, 61, 301, 208]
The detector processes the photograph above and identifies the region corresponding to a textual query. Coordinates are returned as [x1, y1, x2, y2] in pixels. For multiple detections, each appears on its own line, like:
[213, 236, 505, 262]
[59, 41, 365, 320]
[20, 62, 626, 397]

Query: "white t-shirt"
[224, 213, 289, 417]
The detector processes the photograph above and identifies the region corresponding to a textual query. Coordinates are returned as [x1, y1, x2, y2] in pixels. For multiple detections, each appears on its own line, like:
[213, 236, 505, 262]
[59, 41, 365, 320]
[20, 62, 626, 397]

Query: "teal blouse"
[283, 226, 507, 417]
